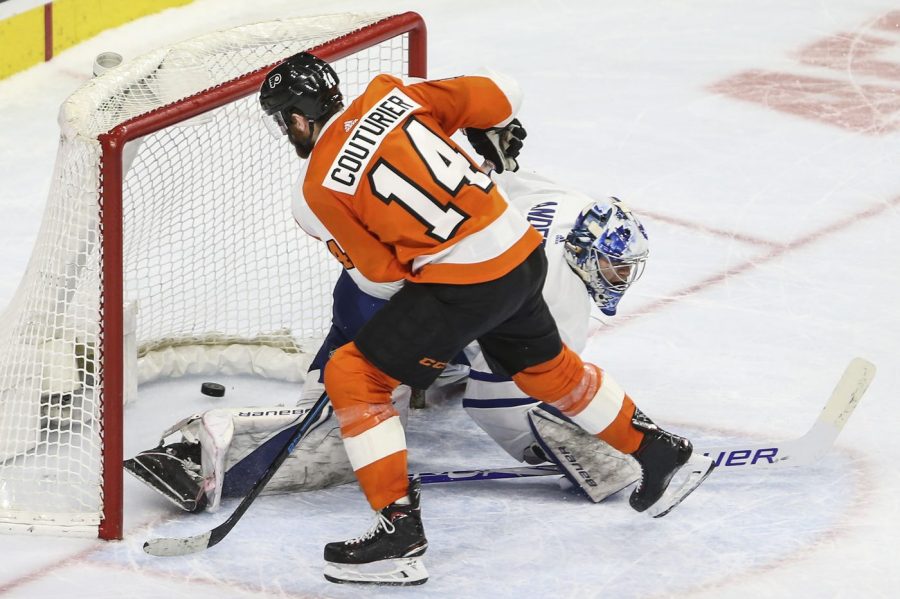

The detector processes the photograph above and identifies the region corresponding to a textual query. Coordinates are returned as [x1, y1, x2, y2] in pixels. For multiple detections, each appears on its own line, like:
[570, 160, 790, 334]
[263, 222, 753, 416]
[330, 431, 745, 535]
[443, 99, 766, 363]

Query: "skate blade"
[324, 557, 428, 586]
[647, 454, 715, 518]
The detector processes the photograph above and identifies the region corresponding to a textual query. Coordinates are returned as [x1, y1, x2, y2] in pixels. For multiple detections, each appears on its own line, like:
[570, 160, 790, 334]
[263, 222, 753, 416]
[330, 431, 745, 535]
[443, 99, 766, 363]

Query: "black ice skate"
[124, 442, 207, 512]
[323, 479, 428, 586]
[629, 409, 715, 518]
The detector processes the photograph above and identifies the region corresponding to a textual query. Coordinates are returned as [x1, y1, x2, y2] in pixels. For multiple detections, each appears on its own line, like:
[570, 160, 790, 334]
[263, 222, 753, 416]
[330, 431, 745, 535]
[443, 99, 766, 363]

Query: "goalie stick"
[416, 357, 875, 481]
[144, 358, 873, 556]
[416, 464, 561, 484]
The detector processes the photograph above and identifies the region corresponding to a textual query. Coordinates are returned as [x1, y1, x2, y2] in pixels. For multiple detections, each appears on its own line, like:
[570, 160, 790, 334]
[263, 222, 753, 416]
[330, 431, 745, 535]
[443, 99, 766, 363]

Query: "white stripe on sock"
[343, 415, 407, 470]
[569, 373, 626, 435]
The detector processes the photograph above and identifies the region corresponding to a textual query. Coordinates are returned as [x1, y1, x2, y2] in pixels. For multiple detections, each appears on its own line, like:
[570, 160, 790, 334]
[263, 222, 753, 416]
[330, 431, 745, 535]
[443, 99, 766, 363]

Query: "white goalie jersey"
[461, 169, 596, 460]
[140, 170, 623, 512]
[497, 169, 594, 351]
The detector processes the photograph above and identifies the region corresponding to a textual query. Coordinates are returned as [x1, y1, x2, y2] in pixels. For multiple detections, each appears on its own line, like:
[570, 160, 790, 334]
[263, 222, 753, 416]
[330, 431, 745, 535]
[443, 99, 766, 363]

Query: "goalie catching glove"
[464, 118, 527, 173]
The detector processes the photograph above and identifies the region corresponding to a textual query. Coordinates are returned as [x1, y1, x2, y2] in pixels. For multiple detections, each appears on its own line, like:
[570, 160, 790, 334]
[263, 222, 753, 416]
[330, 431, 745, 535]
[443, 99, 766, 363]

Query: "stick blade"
[783, 356, 876, 466]
[700, 357, 876, 471]
[143, 531, 213, 557]
[818, 357, 875, 431]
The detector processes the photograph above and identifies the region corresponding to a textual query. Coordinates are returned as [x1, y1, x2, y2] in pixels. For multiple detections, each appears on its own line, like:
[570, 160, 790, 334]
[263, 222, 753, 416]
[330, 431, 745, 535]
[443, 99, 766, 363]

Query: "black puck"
[200, 382, 226, 397]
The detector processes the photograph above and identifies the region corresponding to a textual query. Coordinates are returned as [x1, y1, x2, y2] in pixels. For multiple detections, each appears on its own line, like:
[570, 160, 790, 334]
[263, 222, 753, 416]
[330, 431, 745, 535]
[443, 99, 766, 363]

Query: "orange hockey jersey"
[292, 72, 543, 286]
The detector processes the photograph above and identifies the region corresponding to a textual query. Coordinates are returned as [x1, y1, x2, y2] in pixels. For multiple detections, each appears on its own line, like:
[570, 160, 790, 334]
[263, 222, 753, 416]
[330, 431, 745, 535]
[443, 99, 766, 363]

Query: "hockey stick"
[418, 357, 875, 483]
[143, 392, 332, 557]
[416, 465, 560, 484]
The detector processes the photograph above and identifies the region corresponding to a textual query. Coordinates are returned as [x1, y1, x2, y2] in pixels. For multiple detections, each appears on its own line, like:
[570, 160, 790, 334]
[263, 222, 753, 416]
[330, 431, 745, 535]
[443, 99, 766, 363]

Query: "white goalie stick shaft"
[418, 357, 875, 483]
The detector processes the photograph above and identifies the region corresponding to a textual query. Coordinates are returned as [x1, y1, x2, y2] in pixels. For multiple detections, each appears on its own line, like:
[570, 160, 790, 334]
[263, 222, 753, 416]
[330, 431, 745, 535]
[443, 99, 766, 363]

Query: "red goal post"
[0, 12, 426, 540]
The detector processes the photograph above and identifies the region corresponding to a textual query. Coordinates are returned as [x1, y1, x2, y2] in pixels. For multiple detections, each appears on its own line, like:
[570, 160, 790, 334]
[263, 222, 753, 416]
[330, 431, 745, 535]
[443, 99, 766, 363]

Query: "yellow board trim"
[0, 0, 194, 80]
[52, 0, 193, 55]
[0, 5, 45, 80]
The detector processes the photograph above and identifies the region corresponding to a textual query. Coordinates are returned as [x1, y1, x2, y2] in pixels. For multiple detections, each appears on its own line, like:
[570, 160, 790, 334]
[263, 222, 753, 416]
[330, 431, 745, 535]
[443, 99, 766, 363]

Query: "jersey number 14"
[368, 118, 491, 242]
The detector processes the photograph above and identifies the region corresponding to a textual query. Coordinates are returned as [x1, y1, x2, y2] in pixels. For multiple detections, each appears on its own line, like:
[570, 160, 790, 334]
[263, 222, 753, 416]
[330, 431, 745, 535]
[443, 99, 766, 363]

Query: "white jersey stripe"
[343, 415, 407, 471]
[411, 204, 531, 272]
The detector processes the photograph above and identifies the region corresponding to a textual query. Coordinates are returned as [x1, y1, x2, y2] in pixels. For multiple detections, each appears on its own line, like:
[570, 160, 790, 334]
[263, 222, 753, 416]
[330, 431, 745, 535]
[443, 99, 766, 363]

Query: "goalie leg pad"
[221, 410, 354, 499]
[527, 406, 640, 502]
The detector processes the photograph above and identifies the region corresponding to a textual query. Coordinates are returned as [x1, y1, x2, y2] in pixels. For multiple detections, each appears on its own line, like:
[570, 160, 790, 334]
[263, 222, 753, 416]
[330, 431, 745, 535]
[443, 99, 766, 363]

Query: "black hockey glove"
[463, 118, 527, 173]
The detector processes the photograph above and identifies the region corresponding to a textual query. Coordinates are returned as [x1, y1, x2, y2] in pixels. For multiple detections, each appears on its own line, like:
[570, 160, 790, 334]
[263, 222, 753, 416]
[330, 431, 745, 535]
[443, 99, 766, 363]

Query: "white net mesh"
[0, 12, 419, 535]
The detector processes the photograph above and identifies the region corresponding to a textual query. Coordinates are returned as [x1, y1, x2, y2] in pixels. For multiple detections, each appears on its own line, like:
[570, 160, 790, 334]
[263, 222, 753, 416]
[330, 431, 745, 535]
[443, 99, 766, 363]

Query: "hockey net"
[0, 11, 426, 539]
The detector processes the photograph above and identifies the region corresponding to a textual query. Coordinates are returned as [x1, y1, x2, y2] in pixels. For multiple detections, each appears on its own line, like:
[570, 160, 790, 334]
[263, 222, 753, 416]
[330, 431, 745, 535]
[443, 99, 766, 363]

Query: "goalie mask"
[259, 52, 342, 138]
[564, 198, 649, 316]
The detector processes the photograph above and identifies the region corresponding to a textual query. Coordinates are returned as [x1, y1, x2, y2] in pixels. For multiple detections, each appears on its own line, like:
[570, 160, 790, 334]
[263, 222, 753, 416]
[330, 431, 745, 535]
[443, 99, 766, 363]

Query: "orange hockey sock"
[325, 342, 410, 509]
[511, 344, 585, 401]
[513, 347, 644, 454]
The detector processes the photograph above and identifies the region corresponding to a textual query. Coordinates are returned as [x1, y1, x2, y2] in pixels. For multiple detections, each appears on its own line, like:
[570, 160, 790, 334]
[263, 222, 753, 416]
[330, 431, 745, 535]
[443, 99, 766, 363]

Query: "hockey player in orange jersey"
[259, 52, 715, 586]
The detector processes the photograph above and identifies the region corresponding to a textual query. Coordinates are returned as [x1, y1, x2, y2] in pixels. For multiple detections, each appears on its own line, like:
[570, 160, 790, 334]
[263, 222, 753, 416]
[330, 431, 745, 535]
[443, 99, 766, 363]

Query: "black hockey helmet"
[259, 52, 342, 124]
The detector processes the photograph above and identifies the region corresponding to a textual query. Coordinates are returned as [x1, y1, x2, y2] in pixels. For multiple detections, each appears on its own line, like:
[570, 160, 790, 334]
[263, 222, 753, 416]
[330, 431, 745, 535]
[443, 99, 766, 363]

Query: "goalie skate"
[629, 409, 714, 517]
[646, 453, 715, 518]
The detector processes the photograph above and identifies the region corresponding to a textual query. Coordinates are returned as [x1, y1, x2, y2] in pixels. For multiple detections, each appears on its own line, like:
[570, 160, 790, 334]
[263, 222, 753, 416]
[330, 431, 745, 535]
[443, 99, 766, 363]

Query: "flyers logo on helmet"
[268, 73, 282, 88]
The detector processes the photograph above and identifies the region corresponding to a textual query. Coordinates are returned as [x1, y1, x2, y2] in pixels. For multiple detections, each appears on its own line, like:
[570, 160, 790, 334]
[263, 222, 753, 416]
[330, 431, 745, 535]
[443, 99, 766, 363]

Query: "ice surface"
[2, 0, 899, 597]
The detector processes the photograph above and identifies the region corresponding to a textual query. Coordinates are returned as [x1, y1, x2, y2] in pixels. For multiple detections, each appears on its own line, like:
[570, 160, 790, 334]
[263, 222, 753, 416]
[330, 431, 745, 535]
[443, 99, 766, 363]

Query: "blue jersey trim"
[463, 397, 540, 409]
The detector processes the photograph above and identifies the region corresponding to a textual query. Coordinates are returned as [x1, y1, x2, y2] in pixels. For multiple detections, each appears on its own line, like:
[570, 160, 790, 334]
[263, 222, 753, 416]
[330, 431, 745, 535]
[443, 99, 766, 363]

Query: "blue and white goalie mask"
[563, 198, 649, 316]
